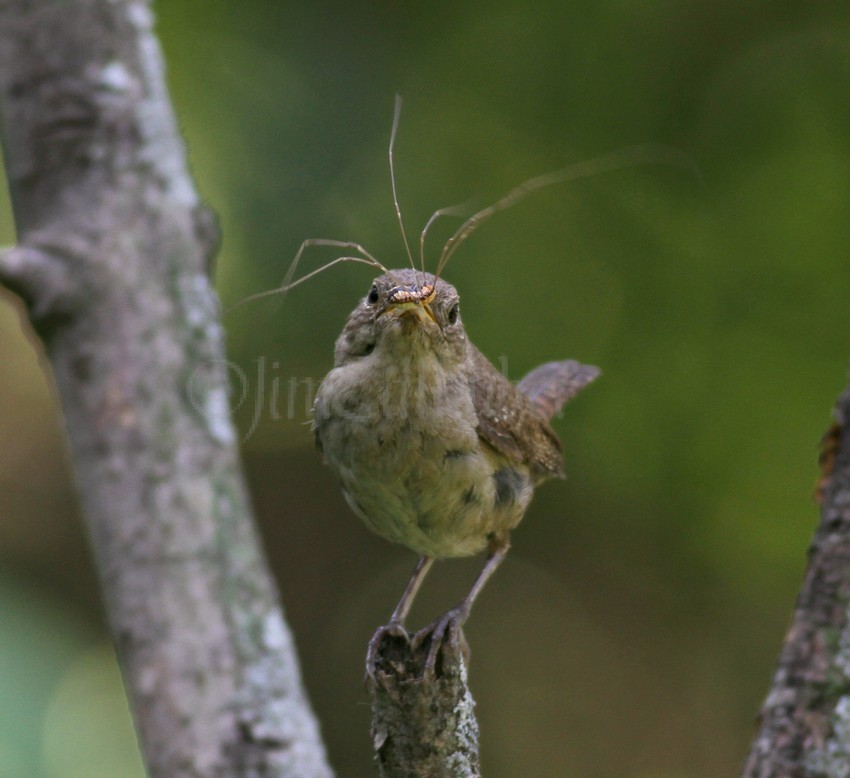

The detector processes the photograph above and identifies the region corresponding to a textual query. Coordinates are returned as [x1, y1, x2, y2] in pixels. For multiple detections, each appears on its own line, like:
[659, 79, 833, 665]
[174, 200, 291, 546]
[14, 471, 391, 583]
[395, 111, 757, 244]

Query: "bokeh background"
[2, 1, 850, 775]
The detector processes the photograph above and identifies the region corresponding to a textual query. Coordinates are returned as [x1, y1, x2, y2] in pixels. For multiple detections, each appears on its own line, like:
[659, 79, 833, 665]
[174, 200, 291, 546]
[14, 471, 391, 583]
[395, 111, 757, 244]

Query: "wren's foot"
[365, 620, 411, 682]
[412, 604, 471, 680]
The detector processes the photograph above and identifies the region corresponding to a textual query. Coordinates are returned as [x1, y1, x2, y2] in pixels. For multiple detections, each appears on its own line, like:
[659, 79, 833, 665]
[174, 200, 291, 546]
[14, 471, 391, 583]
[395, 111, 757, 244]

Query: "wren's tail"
[517, 360, 601, 421]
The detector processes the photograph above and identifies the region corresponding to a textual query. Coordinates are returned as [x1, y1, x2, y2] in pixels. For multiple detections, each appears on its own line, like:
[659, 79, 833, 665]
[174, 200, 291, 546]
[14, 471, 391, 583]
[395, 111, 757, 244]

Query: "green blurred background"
[2, 1, 849, 775]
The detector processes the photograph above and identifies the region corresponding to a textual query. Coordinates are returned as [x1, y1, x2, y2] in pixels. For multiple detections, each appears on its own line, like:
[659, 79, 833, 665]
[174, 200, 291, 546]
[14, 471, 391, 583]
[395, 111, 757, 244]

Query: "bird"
[312, 267, 599, 678]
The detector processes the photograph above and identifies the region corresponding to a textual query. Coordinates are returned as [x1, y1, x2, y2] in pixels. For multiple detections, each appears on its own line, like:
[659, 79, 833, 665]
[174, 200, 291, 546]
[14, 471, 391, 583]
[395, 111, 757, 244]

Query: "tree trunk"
[742, 380, 850, 776]
[0, 1, 333, 775]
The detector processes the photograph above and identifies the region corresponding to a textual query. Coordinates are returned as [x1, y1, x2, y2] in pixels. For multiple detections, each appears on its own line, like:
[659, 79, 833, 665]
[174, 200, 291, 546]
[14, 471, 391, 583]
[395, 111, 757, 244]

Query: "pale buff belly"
[315, 406, 533, 559]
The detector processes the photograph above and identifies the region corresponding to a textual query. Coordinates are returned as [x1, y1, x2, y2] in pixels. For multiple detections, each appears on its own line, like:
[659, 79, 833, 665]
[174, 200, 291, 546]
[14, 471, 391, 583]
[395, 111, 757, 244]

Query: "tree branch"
[370, 631, 481, 776]
[0, 1, 333, 775]
[742, 379, 850, 776]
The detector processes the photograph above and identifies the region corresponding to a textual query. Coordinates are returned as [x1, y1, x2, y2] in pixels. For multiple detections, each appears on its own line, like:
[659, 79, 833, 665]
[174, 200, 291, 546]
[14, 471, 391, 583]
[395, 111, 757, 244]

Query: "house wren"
[313, 267, 599, 676]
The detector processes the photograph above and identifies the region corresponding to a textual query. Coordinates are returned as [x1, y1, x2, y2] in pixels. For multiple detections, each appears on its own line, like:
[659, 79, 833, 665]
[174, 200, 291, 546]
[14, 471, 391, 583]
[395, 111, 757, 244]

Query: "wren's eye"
[367, 286, 380, 305]
[447, 303, 459, 325]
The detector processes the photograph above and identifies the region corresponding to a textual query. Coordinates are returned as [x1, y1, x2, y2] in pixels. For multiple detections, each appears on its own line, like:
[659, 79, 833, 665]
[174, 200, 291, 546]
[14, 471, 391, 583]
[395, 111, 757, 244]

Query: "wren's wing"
[517, 360, 601, 421]
[467, 345, 567, 479]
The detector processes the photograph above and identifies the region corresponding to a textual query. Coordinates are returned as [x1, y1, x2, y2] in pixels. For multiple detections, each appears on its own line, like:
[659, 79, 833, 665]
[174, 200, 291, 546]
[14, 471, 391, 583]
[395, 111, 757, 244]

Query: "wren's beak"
[380, 300, 437, 325]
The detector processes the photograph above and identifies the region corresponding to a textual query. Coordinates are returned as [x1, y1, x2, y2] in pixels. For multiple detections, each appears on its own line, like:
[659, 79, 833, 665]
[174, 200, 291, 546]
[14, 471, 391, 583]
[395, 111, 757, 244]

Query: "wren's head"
[333, 269, 467, 369]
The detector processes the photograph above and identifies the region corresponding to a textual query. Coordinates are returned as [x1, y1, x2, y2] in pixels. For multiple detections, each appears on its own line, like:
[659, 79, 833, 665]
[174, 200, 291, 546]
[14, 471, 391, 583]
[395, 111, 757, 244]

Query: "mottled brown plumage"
[469, 345, 569, 481]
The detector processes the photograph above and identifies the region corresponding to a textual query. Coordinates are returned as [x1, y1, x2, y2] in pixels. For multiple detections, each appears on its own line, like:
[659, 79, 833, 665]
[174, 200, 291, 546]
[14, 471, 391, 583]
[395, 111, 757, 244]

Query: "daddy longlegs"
[230, 96, 699, 313]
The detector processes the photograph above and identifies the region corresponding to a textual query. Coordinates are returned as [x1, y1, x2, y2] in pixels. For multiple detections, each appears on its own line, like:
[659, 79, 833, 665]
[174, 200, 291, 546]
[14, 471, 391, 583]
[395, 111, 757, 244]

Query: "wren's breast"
[313, 353, 533, 558]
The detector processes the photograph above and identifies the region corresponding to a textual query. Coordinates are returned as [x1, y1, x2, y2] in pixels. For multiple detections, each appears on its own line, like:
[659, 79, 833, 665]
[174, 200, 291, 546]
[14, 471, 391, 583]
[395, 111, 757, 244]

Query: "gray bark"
[742, 380, 850, 777]
[0, 1, 333, 776]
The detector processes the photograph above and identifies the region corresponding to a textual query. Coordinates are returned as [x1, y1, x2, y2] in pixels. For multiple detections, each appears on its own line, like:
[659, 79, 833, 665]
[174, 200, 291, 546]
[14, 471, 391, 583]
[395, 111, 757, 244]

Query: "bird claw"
[413, 605, 470, 680]
[366, 605, 472, 684]
[365, 620, 411, 683]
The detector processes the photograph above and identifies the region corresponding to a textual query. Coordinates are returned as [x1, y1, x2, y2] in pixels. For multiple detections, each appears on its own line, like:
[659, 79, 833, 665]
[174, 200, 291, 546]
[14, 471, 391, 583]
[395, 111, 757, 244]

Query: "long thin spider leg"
[282, 238, 387, 292]
[418, 202, 471, 277]
[389, 95, 417, 273]
[226, 254, 385, 313]
[278, 255, 384, 294]
[435, 142, 701, 279]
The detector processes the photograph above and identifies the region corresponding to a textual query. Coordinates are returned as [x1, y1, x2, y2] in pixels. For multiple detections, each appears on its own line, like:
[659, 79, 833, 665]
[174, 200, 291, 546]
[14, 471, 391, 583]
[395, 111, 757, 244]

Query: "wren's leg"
[415, 536, 510, 678]
[366, 555, 434, 680]
[389, 554, 434, 624]
[455, 540, 509, 615]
